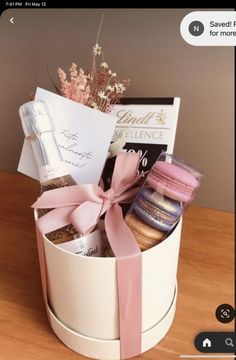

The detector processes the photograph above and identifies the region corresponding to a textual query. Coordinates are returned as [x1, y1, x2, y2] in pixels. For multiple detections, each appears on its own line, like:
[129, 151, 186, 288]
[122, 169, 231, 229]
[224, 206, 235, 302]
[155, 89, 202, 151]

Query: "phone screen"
[0, 4, 234, 360]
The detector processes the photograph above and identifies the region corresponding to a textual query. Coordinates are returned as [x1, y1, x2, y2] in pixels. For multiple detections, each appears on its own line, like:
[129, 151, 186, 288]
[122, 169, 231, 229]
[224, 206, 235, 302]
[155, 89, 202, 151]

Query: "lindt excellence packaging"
[102, 98, 180, 189]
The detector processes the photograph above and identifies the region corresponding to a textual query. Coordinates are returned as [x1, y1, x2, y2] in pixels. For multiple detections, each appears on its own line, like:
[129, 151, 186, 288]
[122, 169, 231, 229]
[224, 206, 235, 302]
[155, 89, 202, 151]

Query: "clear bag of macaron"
[125, 152, 204, 251]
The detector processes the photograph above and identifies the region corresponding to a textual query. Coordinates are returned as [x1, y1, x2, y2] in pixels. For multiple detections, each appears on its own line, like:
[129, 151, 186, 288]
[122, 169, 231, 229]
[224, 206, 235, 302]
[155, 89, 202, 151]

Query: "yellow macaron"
[125, 213, 165, 251]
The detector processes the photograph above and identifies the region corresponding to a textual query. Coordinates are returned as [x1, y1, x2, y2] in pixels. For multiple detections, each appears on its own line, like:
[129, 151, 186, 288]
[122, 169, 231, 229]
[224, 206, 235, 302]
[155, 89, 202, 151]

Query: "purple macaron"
[133, 187, 182, 232]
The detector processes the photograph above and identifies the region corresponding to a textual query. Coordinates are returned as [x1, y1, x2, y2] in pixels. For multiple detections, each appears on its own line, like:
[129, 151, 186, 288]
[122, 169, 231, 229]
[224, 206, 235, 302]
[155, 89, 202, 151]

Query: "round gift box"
[41, 218, 182, 359]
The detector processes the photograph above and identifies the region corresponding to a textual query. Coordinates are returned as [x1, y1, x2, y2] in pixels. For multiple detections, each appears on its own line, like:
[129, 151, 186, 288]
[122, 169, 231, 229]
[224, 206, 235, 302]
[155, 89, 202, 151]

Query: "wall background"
[0, 8, 234, 212]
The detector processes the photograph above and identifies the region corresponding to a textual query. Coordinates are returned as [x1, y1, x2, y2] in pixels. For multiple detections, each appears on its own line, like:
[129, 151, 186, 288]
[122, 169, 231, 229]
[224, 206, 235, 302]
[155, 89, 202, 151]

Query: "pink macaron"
[146, 161, 199, 203]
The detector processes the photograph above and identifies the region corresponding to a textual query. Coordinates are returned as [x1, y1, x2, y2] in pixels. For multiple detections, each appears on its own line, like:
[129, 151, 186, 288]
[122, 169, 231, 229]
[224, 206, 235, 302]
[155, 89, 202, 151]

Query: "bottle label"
[56, 229, 104, 257]
[39, 162, 69, 182]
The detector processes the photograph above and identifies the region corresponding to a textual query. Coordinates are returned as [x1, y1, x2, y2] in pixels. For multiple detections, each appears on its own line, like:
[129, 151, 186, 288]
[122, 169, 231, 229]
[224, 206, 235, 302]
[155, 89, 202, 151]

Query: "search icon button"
[225, 338, 234, 347]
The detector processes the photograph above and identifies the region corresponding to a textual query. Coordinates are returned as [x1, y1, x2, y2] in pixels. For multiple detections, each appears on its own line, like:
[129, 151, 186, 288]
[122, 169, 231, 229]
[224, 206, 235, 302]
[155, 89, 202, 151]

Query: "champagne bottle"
[19, 100, 79, 244]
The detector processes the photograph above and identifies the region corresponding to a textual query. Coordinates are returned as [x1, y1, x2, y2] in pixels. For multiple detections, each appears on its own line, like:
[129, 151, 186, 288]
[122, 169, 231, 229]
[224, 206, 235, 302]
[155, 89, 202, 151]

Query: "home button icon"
[203, 338, 212, 348]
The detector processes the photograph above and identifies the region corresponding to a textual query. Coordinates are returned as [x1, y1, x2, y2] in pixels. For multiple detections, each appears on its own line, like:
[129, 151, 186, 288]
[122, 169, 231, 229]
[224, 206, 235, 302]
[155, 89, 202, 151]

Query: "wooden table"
[0, 172, 234, 360]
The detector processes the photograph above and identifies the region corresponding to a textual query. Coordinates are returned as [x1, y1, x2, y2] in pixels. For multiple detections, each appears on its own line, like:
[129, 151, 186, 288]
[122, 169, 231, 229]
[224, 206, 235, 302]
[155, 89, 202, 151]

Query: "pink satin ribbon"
[32, 152, 142, 359]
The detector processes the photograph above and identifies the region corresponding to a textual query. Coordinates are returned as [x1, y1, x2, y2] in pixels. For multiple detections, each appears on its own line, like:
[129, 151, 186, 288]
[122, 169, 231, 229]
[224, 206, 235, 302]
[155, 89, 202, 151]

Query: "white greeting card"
[17, 88, 117, 184]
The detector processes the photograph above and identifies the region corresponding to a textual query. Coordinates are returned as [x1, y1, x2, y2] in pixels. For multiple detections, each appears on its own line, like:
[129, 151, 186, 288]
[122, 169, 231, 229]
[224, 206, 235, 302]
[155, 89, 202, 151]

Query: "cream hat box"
[38, 217, 182, 359]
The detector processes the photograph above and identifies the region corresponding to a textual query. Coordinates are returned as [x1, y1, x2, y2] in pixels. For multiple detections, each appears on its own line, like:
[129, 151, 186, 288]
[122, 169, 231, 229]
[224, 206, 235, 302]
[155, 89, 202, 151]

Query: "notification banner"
[180, 11, 236, 46]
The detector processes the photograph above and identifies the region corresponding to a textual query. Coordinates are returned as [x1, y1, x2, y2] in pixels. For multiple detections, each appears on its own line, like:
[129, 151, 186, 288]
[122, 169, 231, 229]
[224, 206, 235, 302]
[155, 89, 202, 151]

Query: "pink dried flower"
[58, 67, 67, 81]
[57, 42, 129, 113]
[69, 62, 78, 79]
[57, 64, 91, 105]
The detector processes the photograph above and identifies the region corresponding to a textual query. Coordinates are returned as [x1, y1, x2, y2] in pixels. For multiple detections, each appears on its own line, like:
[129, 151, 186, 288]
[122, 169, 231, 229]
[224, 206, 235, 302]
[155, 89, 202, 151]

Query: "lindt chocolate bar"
[102, 97, 180, 189]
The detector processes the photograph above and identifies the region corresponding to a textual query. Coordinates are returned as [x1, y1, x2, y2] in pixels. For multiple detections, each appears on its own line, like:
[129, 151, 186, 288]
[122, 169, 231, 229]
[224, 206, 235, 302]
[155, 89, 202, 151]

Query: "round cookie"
[125, 213, 164, 251]
[147, 161, 199, 203]
[133, 187, 182, 232]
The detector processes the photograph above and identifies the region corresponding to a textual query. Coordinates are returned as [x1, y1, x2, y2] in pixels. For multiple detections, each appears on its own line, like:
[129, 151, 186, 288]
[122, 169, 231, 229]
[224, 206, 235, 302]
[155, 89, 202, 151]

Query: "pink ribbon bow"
[32, 152, 142, 359]
[33, 152, 140, 238]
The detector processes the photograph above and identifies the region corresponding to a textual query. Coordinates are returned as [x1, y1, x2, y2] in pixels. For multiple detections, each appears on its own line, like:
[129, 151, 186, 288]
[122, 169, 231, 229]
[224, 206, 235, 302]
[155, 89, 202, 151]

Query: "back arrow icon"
[10, 17, 14, 24]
